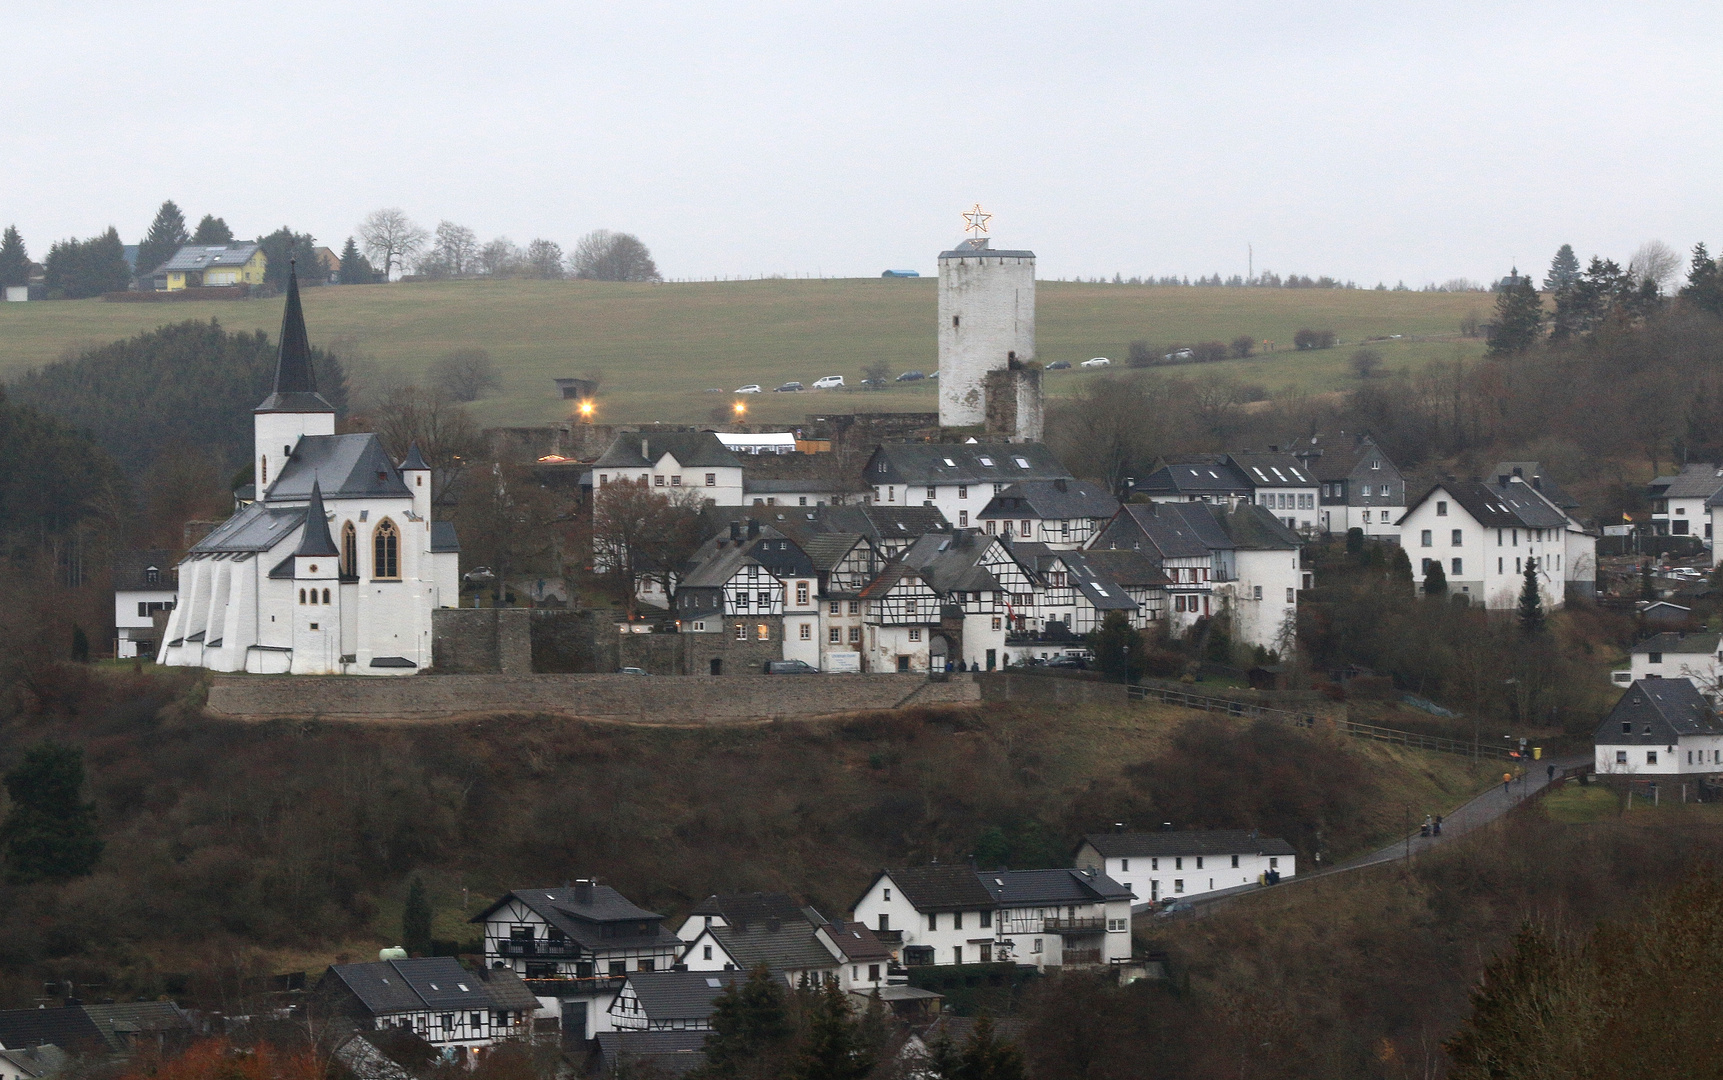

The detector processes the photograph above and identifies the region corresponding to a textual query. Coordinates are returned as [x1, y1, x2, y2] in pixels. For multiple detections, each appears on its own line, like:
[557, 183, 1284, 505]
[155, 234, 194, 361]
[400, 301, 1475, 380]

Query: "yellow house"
[152, 243, 267, 290]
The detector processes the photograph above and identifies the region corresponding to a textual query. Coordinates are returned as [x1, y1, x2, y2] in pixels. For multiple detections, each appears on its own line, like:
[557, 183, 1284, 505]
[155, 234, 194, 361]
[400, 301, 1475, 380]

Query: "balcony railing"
[1062, 949, 1103, 966]
[495, 940, 581, 959]
[1043, 917, 1107, 933]
[873, 929, 904, 946]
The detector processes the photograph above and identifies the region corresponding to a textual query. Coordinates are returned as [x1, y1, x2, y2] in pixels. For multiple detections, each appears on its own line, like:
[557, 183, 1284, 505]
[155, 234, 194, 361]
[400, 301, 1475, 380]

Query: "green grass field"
[0, 278, 1491, 427]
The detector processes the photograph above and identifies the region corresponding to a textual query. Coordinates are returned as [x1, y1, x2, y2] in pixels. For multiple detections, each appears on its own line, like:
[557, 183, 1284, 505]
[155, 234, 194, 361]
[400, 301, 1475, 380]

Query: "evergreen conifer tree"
[402, 875, 433, 955]
[1518, 561, 1545, 635]
[136, 200, 189, 277]
[957, 1015, 1027, 1080]
[1487, 268, 1544, 355]
[1544, 244, 1581, 292]
[1389, 547, 1415, 596]
[1346, 527, 1365, 557]
[702, 965, 791, 1077]
[0, 225, 30, 288]
[1680, 242, 1723, 318]
[256, 228, 319, 291]
[0, 743, 103, 883]
[792, 980, 873, 1080]
[191, 215, 233, 244]
[338, 236, 374, 284]
[1422, 558, 1447, 597]
[1088, 610, 1145, 682]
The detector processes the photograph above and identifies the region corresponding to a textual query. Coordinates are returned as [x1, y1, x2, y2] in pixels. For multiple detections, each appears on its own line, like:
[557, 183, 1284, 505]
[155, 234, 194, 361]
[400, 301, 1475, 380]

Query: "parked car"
[1045, 360, 1072, 370]
[703, 387, 724, 393]
[765, 659, 819, 674]
[735, 384, 762, 393]
[859, 377, 887, 388]
[617, 667, 650, 676]
[774, 381, 805, 392]
[897, 370, 926, 382]
[1046, 655, 1088, 670]
[1154, 899, 1196, 919]
[1668, 567, 1704, 580]
[1080, 357, 1111, 368]
[812, 375, 845, 389]
[1164, 348, 1194, 361]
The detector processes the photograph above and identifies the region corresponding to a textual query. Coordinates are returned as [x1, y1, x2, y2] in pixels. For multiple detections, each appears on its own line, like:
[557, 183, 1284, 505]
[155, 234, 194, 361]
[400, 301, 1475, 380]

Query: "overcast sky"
[7, 3, 1720, 285]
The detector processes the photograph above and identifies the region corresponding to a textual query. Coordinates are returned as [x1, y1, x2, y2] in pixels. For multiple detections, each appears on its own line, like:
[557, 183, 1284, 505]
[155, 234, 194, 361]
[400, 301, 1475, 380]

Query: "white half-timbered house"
[977, 479, 1120, 550]
[607, 971, 738, 1032]
[862, 443, 1072, 530]
[314, 957, 540, 1051]
[1092, 504, 1219, 629]
[859, 565, 942, 673]
[900, 531, 1031, 670]
[472, 883, 684, 1042]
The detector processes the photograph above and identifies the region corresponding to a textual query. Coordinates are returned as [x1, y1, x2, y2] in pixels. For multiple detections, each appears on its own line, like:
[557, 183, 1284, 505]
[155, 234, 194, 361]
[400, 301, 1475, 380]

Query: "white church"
[158, 268, 459, 675]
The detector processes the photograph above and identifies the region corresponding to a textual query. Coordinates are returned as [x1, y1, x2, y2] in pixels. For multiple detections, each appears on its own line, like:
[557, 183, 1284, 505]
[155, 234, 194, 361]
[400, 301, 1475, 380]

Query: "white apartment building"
[1074, 830, 1297, 909]
[1594, 679, 1723, 777]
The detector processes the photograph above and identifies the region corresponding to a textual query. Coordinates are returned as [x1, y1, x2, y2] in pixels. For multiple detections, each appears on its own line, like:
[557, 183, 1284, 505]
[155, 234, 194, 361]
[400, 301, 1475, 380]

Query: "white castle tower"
[937, 205, 1041, 440]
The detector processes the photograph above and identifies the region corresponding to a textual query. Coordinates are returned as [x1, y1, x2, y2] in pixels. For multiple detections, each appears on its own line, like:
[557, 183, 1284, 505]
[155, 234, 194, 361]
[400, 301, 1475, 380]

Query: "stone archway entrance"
[930, 634, 952, 672]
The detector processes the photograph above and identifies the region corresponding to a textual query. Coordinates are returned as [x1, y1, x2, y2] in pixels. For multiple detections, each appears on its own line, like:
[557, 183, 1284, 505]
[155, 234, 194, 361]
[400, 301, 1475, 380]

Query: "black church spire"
[256, 262, 335, 414]
[295, 480, 341, 558]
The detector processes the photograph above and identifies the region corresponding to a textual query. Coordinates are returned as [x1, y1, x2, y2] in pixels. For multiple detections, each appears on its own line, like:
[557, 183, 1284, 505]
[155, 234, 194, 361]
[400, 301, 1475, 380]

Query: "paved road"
[1155, 755, 1593, 919]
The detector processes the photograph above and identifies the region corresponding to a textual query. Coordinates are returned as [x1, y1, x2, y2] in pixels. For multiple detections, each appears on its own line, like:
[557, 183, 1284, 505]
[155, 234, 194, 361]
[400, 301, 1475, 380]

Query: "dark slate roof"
[1489, 461, 1580, 510]
[1079, 830, 1298, 859]
[322, 957, 517, 1017]
[112, 548, 175, 591]
[823, 922, 892, 963]
[266, 433, 412, 501]
[920, 1015, 1029, 1050]
[1059, 551, 1141, 611]
[812, 505, 951, 544]
[798, 533, 871, 574]
[1490, 480, 1569, 529]
[877, 865, 996, 913]
[1223, 453, 1316, 488]
[1631, 632, 1721, 656]
[255, 266, 334, 414]
[1217, 504, 1302, 550]
[470, 886, 678, 953]
[1072, 548, 1169, 588]
[977, 479, 1119, 521]
[593, 1031, 708, 1077]
[1135, 459, 1250, 498]
[595, 432, 743, 470]
[295, 481, 340, 557]
[901, 532, 1001, 595]
[1288, 432, 1394, 482]
[1594, 679, 1723, 745]
[156, 242, 261, 273]
[679, 545, 755, 590]
[982, 868, 1133, 906]
[707, 922, 839, 975]
[1406, 480, 1566, 531]
[431, 521, 460, 553]
[866, 443, 1071, 487]
[619, 971, 738, 1022]
[81, 1002, 193, 1052]
[688, 893, 825, 930]
[401, 442, 429, 471]
[1096, 504, 1209, 560]
[740, 452, 867, 496]
[857, 562, 917, 600]
[0, 1006, 107, 1053]
[189, 502, 304, 554]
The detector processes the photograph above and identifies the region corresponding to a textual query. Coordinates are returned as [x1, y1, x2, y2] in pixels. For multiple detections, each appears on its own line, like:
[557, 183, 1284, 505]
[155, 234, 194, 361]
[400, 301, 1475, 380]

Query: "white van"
[812, 375, 845, 389]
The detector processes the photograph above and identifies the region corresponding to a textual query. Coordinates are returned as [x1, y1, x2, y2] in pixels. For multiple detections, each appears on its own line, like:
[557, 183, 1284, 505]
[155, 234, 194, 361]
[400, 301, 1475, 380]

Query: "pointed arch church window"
[299, 588, 306, 604]
[342, 522, 357, 578]
[374, 520, 400, 580]
[322, 588, 331, 604]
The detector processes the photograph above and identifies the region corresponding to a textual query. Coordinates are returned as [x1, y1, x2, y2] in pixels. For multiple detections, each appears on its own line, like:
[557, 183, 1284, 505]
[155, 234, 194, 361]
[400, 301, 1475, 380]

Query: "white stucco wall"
[937, 251, 1035, 428]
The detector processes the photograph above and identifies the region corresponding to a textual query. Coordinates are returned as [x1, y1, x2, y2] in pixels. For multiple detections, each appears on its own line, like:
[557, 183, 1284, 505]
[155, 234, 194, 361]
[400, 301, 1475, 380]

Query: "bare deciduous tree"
[480, 237, 521, 277]
[590, 480, 706, 617]
[428, 348, 501, 402]
[1629, 240, 1681, 294]
[1046, 375, 1180, 497]
[358, 208, 428, 281]
[524, 239, 564, 280]
[1349, 347, 1384, 379]
[430, 221, 479, 277]
[359, 386, 484, 505]
[569, 230, 661, 282]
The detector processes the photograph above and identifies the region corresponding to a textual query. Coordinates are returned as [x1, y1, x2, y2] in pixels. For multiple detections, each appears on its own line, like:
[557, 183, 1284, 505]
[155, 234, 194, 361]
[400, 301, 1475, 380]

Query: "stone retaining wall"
[206, 672, 980, 723]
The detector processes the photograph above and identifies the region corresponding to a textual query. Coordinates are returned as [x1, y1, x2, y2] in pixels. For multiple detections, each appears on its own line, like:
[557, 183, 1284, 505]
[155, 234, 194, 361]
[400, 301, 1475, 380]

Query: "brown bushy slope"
[0, 672, 1495, 1008]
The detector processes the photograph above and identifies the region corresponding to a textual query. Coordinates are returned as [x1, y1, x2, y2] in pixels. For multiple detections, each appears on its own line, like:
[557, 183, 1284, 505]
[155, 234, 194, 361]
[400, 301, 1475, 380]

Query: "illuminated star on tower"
[961, 203, 992, 237]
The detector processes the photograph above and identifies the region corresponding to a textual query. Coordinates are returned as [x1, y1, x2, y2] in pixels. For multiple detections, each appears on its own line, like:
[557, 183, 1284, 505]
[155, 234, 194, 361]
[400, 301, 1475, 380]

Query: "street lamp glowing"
[733, 401, 746, 418]
[578, 399, 595, 419]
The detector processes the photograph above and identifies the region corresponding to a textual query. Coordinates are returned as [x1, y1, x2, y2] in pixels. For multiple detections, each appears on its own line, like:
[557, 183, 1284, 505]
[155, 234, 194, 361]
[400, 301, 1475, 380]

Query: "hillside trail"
[1170, 753, 1592, 917]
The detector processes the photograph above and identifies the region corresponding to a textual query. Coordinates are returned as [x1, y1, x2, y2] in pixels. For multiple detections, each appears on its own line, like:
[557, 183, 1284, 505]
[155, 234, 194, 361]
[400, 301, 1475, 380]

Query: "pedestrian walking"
[1421, 814, 1432, 837]
[1503, 772, 1512, 796]
[1433, 815, 1443, 836]
[1547, 763, 1555, 784]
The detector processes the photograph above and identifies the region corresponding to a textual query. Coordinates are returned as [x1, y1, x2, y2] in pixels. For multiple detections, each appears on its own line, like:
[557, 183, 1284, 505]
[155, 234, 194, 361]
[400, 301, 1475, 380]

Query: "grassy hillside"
[0, 279, 1489, 427]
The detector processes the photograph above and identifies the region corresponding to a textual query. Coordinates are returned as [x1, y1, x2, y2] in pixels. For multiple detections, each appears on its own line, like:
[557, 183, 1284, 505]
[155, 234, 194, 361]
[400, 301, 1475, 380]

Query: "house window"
[958, 486, 968, 499]
[909, 628, 922, 641]
[1253, 585, 1263, 600]
[1269, 857, 1279, 869]
[1647, 751, 1658, 765]
[926, 486, 937, 501]
[323, 588, 331, 604]
[373, 519, 400, 579]
[1648, 652, 1662, 664]
[797, 583, 810, 605]
[1420, 530, 1432, 547]
[1451, 529, 1463, 546]
[1021, 519, 1032, 534]
[959, 511, 968, 527]
[1196, 857, 1204, 869]
[299, 588, 306, 604]
[1616, 750, 1628, 764]
[654, 475, 665, 487]
[799, 623, 811, 640]
[883, 889, 890, 902]
[830, 627, 842, 643]
[953, 911, 963, 929]
[1286, 587, 1295, 603]
[868, 964, 880, 981]
[1032, 938, 1042, 954]
[1436, 501, 1447, 516]
[1174, 880, 1184, 893]
[991, 617, 1002, 630]
[1175, 857, 1183, 869]
[671, 475, 682, 486]
[848, 627, 862, 643]
[1151, 858, 1158, 870]
[1231, 855, 1239, 868]
[928, 913, 938, 930]
[705, 473, 716, 486]
[735, 624, 747, 640]
[756, 624, 770, 640]
[849, 601, 861, 614]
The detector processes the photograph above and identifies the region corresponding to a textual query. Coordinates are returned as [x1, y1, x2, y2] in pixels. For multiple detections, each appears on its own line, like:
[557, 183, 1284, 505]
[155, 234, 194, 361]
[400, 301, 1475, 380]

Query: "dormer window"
[145, 567, 159, 584]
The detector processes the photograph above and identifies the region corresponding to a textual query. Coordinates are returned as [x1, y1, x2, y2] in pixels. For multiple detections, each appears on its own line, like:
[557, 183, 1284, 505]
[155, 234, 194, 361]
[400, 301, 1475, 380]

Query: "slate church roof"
[255, 266, 334, 414]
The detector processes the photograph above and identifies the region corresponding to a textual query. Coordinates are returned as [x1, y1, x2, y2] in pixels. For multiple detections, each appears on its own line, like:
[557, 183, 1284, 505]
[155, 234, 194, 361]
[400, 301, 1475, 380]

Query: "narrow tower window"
[373, 520, 400, 580]
[952, 315, 960, 328]
[341, 522, 357, 579]
[261, 457, 268, 485]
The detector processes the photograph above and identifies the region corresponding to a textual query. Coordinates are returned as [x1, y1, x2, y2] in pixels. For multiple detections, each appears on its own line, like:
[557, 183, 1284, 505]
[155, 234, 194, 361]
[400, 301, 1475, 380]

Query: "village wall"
[205, 672, 979, 723]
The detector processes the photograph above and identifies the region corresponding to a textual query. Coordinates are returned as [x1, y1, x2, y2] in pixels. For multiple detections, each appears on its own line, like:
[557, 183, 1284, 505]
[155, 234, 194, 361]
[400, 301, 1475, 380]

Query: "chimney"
[1497, 474, 1510, 486]
[748, 519, 760, 539]
[1532, 475, 1543, 491]
[1054, 478, 1068, 492]
[1513, 466, 1524, 478]
[1113, 821, 1126, 833]
[574, 879, 594, 903]
[1160, 821, 1174, 832]
[730, 522, 742, 541]
[640, 437, 649, 461]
